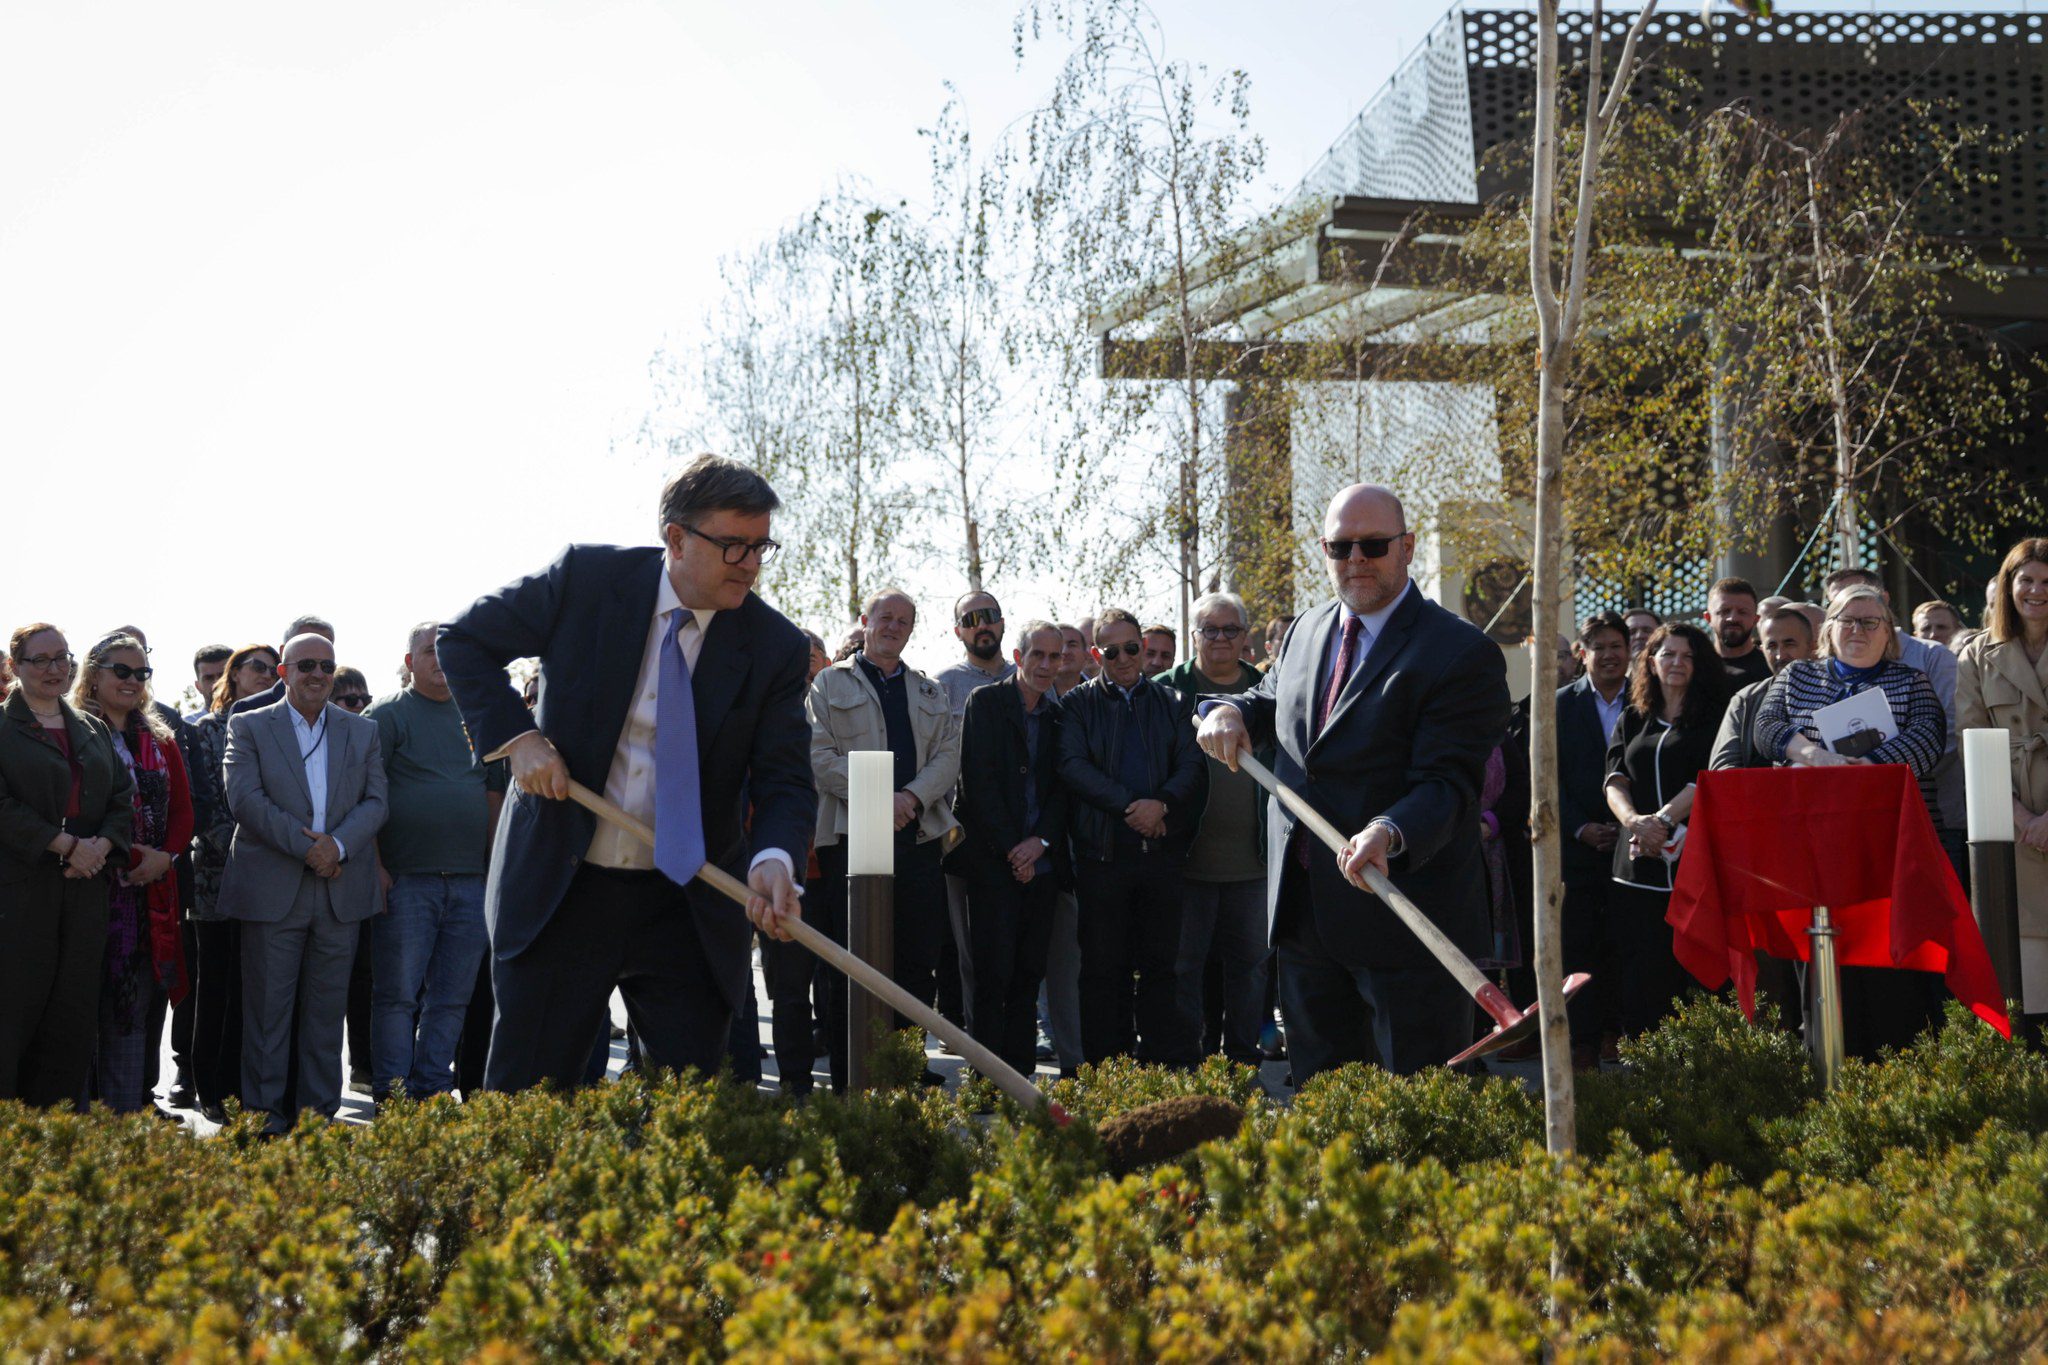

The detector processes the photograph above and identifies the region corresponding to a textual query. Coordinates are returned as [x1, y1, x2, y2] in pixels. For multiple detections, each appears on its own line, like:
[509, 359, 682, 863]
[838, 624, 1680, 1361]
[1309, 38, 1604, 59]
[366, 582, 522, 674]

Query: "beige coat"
[807, 656, 961, 850]
[1957, 633, 2048, 1010]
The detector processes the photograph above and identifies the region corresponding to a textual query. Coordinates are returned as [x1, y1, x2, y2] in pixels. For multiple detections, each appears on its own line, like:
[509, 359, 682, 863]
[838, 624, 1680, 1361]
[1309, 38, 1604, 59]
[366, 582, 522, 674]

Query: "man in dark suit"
[1555, 610, 1630, 1067]
[219, 632, 388, 1133]
[952, 620, 1071, 1078]
[1196, 484, 1509, 1080]
[438, 455, 814, 1092]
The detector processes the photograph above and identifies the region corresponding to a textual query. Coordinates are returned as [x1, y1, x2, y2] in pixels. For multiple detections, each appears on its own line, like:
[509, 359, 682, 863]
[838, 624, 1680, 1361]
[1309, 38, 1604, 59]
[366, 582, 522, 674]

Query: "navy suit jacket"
[437, 544, 816, 1009]
[1221, 585, 1509, 971]
[1555, 675, 1621, 883]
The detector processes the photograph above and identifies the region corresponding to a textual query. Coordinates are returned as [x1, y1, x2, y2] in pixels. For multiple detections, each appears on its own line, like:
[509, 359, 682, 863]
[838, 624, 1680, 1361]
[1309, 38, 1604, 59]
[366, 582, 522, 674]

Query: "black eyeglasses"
[333, 693, 371, 709]
[682, 523, 780, 565]
[1098, 641, 1143, 658]
[19, 652, 74, 671]
[1197, 625, 1245, 641]
[1321, 534, 1403, 561]
[293, 659, 338, 675]
[101, 663, 153, 682]
[957, 606, 1002, 628]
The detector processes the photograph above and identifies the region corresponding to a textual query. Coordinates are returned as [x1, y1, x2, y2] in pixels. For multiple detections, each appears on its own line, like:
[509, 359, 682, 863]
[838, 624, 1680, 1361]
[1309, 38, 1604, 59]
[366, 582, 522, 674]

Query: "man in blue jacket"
[438, 455, 814, 1091]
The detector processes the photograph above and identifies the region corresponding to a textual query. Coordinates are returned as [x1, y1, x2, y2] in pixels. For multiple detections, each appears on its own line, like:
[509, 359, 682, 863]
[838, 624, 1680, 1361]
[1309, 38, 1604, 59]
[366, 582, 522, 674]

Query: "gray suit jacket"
[218, 699, 387, 923]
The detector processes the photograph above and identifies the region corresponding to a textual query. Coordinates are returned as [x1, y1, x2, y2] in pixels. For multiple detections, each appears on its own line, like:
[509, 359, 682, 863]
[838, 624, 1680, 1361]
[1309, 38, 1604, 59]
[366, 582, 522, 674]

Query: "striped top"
[1752, 659, 1949, 828]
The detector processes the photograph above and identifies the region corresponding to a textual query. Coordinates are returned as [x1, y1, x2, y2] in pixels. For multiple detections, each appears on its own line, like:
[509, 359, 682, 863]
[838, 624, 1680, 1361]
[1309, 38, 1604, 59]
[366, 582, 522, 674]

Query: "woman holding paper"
[1603, 622, 1729, 1038]
[1956, 537, 2048, 1016]
[1755, 584, 1950, 1054]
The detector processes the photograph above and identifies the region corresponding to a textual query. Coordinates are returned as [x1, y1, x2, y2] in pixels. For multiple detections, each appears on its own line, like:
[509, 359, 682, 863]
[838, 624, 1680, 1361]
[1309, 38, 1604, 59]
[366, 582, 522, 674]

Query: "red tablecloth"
[1667, 765, 2009, 1037]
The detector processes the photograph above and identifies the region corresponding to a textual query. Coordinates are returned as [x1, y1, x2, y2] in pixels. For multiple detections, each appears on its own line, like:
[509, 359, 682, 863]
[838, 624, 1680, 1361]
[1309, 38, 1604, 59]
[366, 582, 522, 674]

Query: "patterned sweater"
[1752, 658, 1949, 828]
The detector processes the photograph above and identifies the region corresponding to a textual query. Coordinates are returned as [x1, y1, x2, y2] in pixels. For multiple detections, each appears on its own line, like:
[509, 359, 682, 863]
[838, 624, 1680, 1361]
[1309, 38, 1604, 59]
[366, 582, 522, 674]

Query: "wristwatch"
[1652, 813, 1676, 834]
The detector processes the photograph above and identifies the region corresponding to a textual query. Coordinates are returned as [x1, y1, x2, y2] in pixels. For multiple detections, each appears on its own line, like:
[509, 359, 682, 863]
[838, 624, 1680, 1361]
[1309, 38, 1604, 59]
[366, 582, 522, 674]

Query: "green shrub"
[1283, 1061, 1540, 1169]
[4, 1001, 2047, 1358]
[1771, 999, 2048, 1183]
[1576, 993, 1814, 1180]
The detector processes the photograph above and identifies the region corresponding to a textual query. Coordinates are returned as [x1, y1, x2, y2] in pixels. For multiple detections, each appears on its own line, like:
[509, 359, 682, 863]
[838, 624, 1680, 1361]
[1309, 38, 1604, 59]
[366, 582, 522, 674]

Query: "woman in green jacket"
[0, 623, 133, 1106]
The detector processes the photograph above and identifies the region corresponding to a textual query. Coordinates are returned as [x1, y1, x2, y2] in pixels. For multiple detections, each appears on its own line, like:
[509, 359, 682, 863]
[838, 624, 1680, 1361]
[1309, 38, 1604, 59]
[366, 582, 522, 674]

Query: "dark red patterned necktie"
[1297, 613, 1363, 868]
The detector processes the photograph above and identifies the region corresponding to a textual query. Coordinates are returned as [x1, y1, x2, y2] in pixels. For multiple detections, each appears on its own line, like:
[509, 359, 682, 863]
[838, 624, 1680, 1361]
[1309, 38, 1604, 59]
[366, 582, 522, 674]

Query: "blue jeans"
[371, 874, 488, 1099]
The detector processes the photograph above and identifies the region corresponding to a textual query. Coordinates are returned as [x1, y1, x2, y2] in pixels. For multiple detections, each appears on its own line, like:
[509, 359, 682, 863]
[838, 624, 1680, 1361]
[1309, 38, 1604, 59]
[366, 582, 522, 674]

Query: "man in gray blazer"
[220, 632, 387, 1134]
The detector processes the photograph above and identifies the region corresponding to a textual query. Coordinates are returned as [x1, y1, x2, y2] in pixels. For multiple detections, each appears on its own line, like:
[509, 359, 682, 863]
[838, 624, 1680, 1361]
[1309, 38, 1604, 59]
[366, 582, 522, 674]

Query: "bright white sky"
[2, 0, 1445, 702]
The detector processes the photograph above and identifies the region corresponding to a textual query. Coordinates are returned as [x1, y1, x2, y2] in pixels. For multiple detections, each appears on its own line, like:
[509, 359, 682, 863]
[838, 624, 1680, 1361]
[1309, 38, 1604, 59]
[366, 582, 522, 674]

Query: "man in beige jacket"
[802, 589, 961, 1089]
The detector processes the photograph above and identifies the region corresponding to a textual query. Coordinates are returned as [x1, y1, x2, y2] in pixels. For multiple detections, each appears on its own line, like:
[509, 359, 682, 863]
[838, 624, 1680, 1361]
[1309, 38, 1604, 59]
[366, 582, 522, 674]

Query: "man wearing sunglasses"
[934, 590, 1017, 1031]
[438, 455, 815, 1094]
[230, 615, 338, 716]
[218, 631, 389, 1135]
[1057, 607, 1207, 1065]
[1195, 484, 1509, 1082]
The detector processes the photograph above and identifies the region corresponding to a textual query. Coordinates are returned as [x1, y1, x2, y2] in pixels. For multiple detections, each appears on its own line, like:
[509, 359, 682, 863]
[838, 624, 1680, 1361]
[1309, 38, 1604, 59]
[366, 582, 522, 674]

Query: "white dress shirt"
[288, 703, 345, 861]
[1592, 682, 1627, 750]
[583, 570, 793, 881]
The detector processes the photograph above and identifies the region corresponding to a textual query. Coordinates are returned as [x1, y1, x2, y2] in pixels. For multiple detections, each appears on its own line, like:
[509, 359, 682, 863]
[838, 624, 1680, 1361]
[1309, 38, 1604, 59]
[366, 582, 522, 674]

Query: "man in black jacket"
[954, 621, 1070, 1077]
[1058, 608, 1207, 1065]
[1197, 485, 1508, 1080]
[1556, 610, 1630, 1066]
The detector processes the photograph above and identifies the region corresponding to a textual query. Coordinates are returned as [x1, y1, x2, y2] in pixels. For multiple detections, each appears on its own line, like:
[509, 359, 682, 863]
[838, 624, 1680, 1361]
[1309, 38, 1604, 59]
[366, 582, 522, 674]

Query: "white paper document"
[1811, 686, 1898, 759]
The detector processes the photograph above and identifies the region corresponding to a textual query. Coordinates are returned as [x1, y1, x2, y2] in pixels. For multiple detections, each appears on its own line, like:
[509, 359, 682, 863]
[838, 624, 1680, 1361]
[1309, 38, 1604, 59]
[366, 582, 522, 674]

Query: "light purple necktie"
[654, 608, 705, 885]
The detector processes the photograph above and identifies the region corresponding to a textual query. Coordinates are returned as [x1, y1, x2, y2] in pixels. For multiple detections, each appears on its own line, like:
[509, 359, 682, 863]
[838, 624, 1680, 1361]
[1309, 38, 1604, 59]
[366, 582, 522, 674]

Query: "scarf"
[105, 721, 188, 1028]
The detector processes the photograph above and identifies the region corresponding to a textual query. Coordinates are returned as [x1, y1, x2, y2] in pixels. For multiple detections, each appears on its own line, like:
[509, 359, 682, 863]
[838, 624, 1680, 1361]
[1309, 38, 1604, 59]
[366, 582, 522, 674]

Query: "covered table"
[1667, 765, 2009, 1044]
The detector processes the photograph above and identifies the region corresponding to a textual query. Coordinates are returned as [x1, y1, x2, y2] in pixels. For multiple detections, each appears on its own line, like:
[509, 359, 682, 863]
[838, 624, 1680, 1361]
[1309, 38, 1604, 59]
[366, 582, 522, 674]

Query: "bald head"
[1322, 484, 1406, 539]
[1320, 483, 1414, 616]
[280, 632, 336, 715]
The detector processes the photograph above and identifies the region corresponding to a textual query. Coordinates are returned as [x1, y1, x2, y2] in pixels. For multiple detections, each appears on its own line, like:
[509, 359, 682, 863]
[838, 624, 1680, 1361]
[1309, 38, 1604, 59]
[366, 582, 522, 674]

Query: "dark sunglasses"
[1321, 534, 1402, 561]
[293, 659, 338, 675]
[243, 657, 278, 672]
[101, 663, 153, 682]
[333, 693, 371, 709]
[1098, 641, 1143, 658]
[957, 606, 1002, 629]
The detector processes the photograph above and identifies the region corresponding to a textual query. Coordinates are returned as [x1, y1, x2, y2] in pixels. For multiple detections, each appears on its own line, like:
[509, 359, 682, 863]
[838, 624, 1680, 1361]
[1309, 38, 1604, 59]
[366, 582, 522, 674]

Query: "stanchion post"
[1964, 728, 2022, 1009]
[1807, 904, 1845, 1091]
[845, 751, 896, 1092]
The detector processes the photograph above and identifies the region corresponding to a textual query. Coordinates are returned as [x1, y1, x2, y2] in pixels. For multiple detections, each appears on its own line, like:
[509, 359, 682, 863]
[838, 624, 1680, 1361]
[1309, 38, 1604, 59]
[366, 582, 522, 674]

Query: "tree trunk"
[1526, 0, 1578, 1159]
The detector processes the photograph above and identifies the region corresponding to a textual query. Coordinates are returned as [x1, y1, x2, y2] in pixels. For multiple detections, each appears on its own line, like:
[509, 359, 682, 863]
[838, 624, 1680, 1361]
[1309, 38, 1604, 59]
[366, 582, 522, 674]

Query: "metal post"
[846, 873, 895, 1091]
[1970, 839, 2022, 1009]
[1807, 904, 1845, 1090]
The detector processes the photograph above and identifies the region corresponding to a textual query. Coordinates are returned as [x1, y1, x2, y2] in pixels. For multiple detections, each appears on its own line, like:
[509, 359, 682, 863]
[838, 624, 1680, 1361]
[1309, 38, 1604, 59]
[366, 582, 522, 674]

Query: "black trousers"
[189, 918, 243, 1110]
[0, 867, 109, 1106]
[1074, 850, 1187, 1065]
[762, 927, 825, 1094]
[1608, 881, 1695, 1037]
[1272, 868, 1472, 1082]
[1560, 876, 1611, 1042]
[965, 868, 1058, 1078]
[485, 865, 735, 1092]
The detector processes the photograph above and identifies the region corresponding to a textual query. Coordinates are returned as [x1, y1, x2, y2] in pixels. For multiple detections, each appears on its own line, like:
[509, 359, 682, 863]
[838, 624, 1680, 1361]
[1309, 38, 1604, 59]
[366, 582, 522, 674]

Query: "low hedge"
[4, 998, 2046, 1358]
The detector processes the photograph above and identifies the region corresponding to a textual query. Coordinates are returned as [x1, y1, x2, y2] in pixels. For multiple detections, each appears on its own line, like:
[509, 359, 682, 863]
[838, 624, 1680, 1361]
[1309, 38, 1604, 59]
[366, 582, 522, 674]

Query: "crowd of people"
[4, 452, 2045, 1131]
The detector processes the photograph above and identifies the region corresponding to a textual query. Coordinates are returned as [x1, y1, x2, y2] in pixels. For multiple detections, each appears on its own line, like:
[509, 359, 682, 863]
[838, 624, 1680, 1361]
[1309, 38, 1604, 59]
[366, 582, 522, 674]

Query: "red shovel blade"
[1448, 972, 1591, 1066]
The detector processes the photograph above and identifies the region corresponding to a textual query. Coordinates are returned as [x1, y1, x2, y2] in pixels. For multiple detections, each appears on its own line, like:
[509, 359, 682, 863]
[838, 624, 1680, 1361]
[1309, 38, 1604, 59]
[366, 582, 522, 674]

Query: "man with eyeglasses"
[1057, 607, 1207, 1064]
[933, 591, 1017, 1033]
[219, 632, 389, 1135]
[1153, 591, 1270, 1067]
[438, 455, 814, 1094]
[1196, 484, 1509, 1081]
[362, 623, 507, 1105]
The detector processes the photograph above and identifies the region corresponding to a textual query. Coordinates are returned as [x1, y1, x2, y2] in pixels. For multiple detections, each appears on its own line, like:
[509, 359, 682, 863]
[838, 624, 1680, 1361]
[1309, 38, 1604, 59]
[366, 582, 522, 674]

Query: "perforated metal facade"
[1301, 4, 2048, 239]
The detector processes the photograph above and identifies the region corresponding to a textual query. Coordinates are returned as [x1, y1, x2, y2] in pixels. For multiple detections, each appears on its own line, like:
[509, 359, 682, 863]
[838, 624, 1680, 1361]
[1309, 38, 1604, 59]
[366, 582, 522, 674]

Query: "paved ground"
[150, 956, 1554, 1133]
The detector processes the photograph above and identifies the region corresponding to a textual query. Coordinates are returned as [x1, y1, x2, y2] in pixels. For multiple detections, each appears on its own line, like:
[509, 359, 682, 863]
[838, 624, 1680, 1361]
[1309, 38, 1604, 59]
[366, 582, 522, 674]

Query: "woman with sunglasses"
[330, 666, 373, 715]
[69, 634, 192, 1113]
[0, 624, 137, 1105]
[184, 642, 278, 1118]
[1754, 584, 1950, 1057]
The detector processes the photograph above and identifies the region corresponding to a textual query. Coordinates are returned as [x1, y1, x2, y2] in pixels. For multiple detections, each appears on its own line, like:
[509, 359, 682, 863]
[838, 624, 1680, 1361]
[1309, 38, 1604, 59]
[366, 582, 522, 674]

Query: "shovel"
[1233, 751, 1588, 1065]
[536, 775, 1070, 1123]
